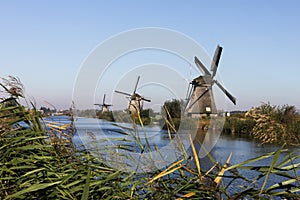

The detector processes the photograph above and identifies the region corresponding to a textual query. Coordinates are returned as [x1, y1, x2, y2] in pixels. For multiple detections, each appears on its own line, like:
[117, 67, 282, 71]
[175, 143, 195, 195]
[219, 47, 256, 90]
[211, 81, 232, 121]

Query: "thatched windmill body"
[186, 45, 236, 117]
[94, 94, 112, 113]
[115, 76, 151, 116]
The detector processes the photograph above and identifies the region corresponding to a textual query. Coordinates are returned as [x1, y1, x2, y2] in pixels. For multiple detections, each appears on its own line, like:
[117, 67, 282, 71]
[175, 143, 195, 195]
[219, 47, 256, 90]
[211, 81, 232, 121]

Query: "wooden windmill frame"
[115, 76, 151, 116]
[94, 94, 112, 113]
[186, 45, 236, 117]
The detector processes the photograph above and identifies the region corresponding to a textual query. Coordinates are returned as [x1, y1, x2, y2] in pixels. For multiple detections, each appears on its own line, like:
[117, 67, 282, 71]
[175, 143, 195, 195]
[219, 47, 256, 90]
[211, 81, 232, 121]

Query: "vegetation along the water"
[158, 98, 300, 146]
[1, 76, 300, 199]
[223, 103, 300, 146]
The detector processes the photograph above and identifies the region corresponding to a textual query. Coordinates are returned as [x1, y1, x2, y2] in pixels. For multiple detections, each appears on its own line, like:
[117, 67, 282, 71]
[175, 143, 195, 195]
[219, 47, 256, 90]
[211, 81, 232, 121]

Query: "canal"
[47, 116, 300, 195]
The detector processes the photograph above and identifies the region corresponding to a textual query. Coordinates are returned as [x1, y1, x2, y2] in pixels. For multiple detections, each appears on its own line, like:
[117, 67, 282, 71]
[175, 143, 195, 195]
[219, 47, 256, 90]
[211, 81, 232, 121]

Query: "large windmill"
[115, 76, 151, 116]
[94, 94, 112, 113]
[186, 45, 236, 117]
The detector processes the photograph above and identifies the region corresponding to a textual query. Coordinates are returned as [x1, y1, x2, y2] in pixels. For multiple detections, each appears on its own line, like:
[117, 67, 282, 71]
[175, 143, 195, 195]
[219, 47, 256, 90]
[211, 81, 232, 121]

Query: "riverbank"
[2, 111, 300, 199]
[1, 78, 299, 199]
[222, 104, 300, 146]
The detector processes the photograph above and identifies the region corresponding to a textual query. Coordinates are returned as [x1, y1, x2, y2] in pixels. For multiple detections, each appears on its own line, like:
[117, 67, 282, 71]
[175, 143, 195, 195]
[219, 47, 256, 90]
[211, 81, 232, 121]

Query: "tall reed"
[1, 76, 299, 199]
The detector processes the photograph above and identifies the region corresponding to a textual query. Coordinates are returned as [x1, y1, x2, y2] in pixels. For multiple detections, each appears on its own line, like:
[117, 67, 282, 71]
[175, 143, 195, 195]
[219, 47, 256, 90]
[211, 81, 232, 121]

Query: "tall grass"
[246, 103, 300, 145]
[1, 76, 300, 199]
[0, 77, 136, 199]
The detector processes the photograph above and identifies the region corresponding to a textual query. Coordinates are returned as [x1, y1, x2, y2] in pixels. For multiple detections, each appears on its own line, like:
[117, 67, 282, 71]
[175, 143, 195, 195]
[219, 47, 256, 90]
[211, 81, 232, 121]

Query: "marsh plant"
[0, 76, 300, 199]
[246, 103, 300, 145]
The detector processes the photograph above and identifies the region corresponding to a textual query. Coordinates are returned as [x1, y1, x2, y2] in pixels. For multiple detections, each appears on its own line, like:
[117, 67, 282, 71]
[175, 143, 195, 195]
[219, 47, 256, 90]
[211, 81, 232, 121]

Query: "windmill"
[186, 45, 236, 117]
[94, 94, 112, 113]
[115, 76, 151, 116]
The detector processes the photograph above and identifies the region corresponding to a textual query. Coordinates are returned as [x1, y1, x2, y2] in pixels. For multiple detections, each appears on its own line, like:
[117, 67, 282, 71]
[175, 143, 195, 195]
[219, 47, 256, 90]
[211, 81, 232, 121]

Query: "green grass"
[1, 76, 300, 199]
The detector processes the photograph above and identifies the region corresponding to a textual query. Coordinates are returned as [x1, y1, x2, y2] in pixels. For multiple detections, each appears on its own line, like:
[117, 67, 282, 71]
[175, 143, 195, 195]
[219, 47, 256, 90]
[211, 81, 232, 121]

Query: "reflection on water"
[208, 134, 300, 195]
[47, 116, 299, 192]
[72, 117, 194, 173]
[47, 116, 299, 165]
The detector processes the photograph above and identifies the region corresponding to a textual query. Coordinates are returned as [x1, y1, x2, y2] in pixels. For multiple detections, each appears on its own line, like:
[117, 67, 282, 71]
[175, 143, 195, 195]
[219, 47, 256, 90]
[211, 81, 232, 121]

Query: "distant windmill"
[186, 45, 236, 117]
[94, 94, 112, 113]
[115, 76, 151, 116]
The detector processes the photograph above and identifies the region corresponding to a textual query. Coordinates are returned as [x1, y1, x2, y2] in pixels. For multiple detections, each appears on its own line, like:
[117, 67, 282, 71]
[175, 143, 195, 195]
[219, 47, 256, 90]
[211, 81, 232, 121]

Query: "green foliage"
[96, 110, 115, 121]
[161, 99, 182, 119]
[223, 116, 256, 136]
[109, 109, 154, 125]
[76, 109, 97, 118]
[160, 99, 183, 130]
[1, 77, 300, 199]
[246, 103, 300, 145]
[138, 108, 153, 125]
[223, 103, 300, 145]
[0, 79, 135, 199]
[224, 147, 300, 199]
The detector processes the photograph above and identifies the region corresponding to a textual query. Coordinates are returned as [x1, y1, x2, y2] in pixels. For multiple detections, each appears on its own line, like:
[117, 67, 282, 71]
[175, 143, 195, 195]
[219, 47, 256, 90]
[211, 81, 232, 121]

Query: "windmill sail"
[115, 75, 151, 116]
[214, 80, 236, 105]
[186, 45, 236, 117]
[94, 94, 112, 113]
[211, 45, 222, 78]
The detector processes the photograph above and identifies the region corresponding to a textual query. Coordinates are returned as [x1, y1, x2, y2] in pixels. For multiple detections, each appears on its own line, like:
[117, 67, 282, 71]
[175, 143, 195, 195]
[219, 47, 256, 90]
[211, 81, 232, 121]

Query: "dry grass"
[1, 77, 299, 199]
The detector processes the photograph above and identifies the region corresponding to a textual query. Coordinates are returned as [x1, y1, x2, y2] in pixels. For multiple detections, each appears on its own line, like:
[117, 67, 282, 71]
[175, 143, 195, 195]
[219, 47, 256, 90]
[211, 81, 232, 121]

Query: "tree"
[161, 99, 182, 119]
[96, 111, 115, 122]
[160, 99, 183, 131]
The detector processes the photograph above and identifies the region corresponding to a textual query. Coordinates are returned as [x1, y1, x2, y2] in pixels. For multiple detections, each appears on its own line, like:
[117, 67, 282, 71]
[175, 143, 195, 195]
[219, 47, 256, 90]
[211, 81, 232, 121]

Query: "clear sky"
[0, 1, 299, 111]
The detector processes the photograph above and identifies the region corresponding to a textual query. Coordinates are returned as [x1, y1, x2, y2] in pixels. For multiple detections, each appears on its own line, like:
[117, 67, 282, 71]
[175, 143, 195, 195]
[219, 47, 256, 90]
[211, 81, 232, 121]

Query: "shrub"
[223, 116, 256, 136]
[246, 103, 300, 145]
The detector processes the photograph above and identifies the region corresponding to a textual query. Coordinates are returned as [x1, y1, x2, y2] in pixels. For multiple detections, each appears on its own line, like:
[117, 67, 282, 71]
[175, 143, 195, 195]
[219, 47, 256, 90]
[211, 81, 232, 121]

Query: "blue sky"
[0, 1, 299, 111]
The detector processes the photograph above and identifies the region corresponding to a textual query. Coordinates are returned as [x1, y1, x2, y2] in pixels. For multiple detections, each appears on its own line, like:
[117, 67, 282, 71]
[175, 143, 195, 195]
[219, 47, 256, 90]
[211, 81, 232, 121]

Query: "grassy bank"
[223, 104, 300, 145]
[1, 77, 300, 199]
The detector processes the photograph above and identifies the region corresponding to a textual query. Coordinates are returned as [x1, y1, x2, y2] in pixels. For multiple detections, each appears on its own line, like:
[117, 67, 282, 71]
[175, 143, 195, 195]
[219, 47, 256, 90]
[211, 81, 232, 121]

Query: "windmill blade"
[184, 84, 194, 110]
[214, 80, 236, 105]
[185, 83, 191, 100]
[141, 97, 151, 102]
[185, 84, 194, 105]
[102, 94, 106, 105]
[194, 56, 211, 76]
[211, 45, 223, 78]
[186, 88, 210, 110]
[187, 83, 194, 101]
[94, 103, 102, 106]
[133, 76, 140, 94]
[115, 90, 132, 97]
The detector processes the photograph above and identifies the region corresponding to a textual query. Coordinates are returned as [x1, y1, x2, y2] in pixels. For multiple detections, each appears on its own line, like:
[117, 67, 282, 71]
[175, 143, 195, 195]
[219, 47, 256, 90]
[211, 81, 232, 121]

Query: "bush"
[246, 103, 300, 145]
[96, 110, 115, 121]
[223, 117, 256, 136]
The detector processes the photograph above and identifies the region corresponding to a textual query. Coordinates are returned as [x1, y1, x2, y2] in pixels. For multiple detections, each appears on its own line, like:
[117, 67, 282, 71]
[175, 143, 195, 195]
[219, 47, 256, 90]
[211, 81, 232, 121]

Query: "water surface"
[47, 116, 300, 194]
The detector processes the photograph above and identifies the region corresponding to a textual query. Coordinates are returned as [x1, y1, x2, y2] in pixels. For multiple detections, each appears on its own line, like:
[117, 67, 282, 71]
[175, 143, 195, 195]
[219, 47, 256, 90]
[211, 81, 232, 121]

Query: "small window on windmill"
[205, 106, 211, 113]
